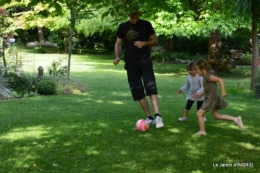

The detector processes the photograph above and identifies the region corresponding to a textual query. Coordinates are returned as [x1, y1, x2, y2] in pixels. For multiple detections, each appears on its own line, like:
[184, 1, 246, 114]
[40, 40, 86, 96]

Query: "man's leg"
[149, 94, 164, 128]
[139, 97, 152, 117]
[125, 61, 155, 126]
[140, 58, 163, 128]
[138, 97, 155, 126]
[149, 94, 159, 114]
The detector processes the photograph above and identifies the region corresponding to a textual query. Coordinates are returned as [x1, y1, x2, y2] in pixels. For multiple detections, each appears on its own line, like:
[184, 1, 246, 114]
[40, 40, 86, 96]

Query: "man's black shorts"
[124, 57, 158, 101]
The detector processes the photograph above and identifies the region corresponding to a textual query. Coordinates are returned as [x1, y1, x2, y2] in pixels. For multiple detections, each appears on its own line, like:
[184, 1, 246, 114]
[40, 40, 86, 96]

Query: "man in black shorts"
[113, 10, 164, 128]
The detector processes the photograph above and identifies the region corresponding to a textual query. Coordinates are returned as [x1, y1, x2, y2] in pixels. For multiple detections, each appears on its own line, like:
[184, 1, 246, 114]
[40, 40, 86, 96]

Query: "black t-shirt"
[116, 19, 155, 62]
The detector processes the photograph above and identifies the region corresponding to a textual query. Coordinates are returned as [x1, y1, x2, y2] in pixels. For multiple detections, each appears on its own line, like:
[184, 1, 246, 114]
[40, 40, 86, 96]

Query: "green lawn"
[0, 52, 259, 173]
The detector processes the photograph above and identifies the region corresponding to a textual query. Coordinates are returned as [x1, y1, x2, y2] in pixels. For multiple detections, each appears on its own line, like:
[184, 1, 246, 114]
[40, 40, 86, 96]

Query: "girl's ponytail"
[196, 59, 211, 72]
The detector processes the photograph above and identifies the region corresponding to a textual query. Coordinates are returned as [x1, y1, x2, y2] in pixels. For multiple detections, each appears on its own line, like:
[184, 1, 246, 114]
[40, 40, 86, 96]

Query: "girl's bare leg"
[195, 109, 207, 135]
[212, 110, 235, 121]
[212, 110, 243, 130]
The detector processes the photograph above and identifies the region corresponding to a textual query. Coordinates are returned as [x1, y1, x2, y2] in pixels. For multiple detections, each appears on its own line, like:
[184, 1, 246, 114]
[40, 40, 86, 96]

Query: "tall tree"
[38, 26, 45, 42]
[0, 7, 14, 76]
[224, 0, 260, 90]
[63, 0, 98, 79]
[1, 0, 258, 83]
[208, 2, 222, 72]
[250, 0, 260, 90]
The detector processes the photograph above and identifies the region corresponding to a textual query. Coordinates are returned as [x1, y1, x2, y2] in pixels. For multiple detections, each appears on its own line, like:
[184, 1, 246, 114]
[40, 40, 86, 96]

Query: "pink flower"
[0, 8, 6, 15]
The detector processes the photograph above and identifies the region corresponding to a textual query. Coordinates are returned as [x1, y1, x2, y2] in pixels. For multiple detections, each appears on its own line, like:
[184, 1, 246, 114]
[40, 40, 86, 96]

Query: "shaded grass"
[0, 52, 259, 173]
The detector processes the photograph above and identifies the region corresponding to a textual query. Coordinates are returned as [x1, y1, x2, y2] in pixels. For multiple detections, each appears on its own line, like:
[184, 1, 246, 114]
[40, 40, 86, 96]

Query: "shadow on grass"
[0, 93, 259, 173]
[0, 53, 259, 172]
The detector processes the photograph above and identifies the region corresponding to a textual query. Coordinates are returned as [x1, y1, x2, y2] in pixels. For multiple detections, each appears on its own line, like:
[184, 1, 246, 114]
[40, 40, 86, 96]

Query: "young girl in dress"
[177, 61, 205, 121]
[194, 59, 243, 135]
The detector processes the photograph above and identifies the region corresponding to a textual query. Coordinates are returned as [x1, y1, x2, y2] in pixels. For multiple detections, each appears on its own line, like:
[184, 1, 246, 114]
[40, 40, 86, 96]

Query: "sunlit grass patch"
[0, 126, 51, 141]
[0, 51, 259, 173]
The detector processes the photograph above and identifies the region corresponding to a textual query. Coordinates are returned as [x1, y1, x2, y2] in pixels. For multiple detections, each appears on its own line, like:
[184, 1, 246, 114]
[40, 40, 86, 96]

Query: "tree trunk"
[208, 30, 221, 72]
[164, 37, 174, 52]
[67, 9, 76, 80]
[208, 3, 222, 72]
[1, 37, 7, 76]
[250, 0, 259, 90]
[38, 26, 45, 43]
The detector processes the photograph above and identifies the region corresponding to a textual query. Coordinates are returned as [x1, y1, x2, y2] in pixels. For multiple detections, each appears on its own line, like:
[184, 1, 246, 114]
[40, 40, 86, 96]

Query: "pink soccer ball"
[136, 119, 149, 132]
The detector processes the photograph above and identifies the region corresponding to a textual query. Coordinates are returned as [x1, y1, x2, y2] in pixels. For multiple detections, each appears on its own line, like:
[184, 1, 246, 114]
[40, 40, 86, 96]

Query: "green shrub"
[7, 72, 39, 96]
[37, 80, 56, 95]
[34, 46, 59, 53]
[35, 47, 46, 53]
[56, 79, 88, 95]
[242, 52, 252, 65]
[47, 58, 68, 77]
[151, 46, 166, 62]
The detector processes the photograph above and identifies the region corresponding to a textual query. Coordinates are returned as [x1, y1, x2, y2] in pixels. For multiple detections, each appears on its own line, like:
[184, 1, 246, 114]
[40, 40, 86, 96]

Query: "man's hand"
[134, 41, 145, 49]
[113, 57, 120, 65]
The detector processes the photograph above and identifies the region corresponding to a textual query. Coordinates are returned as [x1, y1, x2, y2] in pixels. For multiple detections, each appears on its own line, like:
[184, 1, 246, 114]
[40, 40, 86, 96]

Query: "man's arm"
[114, 37, 123, 65]
[134, 33, 158, 49]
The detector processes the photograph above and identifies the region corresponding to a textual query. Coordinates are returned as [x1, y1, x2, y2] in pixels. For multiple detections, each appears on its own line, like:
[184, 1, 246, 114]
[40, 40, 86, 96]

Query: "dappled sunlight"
[80, 66, 95, 71]
[168, 128, 181, 134]
[111, 92, 129, 97]
[98, 122, 109, 128]
[71, 64, 126, 73]
[1, 51, 260, 172]
[247, 131, 260, 138]
[99, 69, 127, 73]
[155, 72, 188, 77]
[184, 141, 207, 158]
[228, 102, 248, 111]
[72, 61, 112, 66]
[111, 101, 124, 105]
[0, 126, 50, 142]
[21, 53, 68, 72]
[191, 170, 204, 173]
[84, 129, 102, 136]
[88, 93, 129, 106]
[95, 100, 104, 103]
[209, 121, 245, 132]
[120, 150, 128, 156]
[6, 154, 40, 169]
[86, 146, 100, 156]
[214, 153, 230, 162]
[136, 132, 153, 138]
[110, 161, 139, 171]
[238, 142, 260, 150]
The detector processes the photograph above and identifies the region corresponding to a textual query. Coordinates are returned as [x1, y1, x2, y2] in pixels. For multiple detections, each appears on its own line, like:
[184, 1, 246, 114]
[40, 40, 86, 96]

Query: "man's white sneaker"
[145, 118, 155, 126]
[155, 116, 164, 128]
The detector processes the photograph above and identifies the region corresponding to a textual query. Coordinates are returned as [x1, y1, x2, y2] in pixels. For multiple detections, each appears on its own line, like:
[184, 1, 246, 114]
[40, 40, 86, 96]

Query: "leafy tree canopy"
[0, 0, 258, 39]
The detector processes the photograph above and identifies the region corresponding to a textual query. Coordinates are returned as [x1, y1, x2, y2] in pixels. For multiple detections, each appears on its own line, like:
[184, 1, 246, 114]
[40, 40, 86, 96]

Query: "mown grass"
[0, 51, 259, 173]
